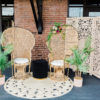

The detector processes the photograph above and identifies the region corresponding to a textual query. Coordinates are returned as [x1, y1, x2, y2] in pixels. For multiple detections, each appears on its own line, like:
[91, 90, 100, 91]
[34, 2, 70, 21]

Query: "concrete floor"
[0, 68, 100, 100]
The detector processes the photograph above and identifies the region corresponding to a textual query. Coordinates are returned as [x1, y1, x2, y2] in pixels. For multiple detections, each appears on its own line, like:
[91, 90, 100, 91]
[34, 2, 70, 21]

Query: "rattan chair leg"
[14, 64, 16, 78]
[67, 68, 69, 77]
[12, 65, 14, 76]
[24, 65, 26, 73]
[63, 67, 65, 81]
[54, 66, 56, 78]
[23, 65, 25, 79]
[50, 65, 51, 78]
[29, 62, 31, 73]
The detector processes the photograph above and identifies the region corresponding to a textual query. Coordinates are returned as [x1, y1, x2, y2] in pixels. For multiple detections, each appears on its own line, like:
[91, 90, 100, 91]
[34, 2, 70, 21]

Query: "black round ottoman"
[32, 59, 49, 79]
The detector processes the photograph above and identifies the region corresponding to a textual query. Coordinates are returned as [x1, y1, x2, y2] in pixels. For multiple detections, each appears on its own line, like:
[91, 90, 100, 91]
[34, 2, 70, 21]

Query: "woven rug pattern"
[4, 77, 73, 99]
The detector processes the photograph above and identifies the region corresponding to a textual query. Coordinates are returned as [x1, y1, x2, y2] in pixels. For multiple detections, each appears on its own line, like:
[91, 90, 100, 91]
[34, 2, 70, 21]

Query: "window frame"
[2, 4, 14, 17]
[68, 0, 100, 17]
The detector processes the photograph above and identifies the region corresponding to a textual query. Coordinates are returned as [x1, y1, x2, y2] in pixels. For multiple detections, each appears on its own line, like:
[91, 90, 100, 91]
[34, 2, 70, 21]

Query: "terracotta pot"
[0, 75, 5, 85]
[74, 77, 83, 87]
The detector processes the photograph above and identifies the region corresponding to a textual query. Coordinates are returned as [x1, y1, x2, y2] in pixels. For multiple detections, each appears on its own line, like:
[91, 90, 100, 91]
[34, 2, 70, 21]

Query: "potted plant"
[65, 36, 94, 87]
[0, 35, 13, 85]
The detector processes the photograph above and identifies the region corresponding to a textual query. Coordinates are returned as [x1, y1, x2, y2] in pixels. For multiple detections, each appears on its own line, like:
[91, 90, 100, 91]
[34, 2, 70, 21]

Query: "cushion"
[14, 58, 29, 64]
[51, 60, 64, 67]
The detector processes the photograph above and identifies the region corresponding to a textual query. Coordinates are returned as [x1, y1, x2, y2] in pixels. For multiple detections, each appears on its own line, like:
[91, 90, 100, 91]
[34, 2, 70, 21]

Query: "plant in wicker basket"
[65, 36, 94, 87]
[0, 35, 13, 85]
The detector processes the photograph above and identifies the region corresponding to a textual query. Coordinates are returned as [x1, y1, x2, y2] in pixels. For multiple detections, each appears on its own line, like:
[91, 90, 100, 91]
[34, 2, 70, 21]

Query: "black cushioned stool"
[32, 59, 49, 79]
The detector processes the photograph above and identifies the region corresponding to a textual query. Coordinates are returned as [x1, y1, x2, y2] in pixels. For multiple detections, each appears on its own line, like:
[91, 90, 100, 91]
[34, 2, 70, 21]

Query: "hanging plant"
[47, 22, 70, 51]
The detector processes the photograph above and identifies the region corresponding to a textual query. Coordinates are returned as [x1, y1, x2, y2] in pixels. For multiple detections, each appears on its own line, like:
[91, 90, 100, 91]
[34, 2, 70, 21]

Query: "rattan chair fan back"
[50, 34, 65, 60]
[3, 27, 35, 59]
[65, 26, 78, 56]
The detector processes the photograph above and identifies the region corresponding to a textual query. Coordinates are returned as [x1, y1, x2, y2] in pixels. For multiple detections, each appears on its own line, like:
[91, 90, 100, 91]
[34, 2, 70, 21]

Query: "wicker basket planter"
[74, 77, 83, 87]
[0, 75, 5, 85]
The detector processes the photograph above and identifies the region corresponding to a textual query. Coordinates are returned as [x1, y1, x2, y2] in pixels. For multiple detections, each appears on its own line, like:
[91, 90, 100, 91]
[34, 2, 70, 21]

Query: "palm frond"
[3, 44, 13, 55]
[65, 56, 75, 65]
[0, 43, 13, 75]
[83, 36, 94, 55]
[65, 36, 93, 73]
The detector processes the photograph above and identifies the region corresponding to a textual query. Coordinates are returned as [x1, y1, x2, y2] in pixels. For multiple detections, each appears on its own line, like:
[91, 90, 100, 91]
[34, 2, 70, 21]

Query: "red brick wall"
[14, 0, 68, 61]
[43, 0, 68, 34]
[14, 0, 37, 33]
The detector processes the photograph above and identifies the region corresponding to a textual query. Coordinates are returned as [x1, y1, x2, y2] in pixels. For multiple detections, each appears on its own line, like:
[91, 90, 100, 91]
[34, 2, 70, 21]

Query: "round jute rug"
[4, 77, 73, 99]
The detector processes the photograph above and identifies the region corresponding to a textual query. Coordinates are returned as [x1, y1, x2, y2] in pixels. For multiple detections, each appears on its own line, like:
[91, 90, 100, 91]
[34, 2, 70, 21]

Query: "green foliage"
[0, 35, 13, 75]
[54, 22, 61, 28]
[47, 22, 69, 51]
[83, 36, 94, 55]
[65, 48, 89, 73]
[47, 32, 53, 51]
[65, 36, 94, 73]
[3, 44, 13, 55]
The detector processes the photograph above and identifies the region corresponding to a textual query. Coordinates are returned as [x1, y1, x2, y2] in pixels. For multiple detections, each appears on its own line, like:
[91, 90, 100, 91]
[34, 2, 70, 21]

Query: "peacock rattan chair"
[2, 27, 35, 79]
[48, 33, 65, 81]
[65, 26, 78, 75]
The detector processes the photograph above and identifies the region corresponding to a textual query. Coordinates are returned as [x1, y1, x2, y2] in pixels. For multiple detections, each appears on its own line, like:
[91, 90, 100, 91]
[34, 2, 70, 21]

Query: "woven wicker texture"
[65, 26, 78, 56]
[50, 34, 65, 60]
[3, 27, 35, 79]
[3, 27, 35, 60]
